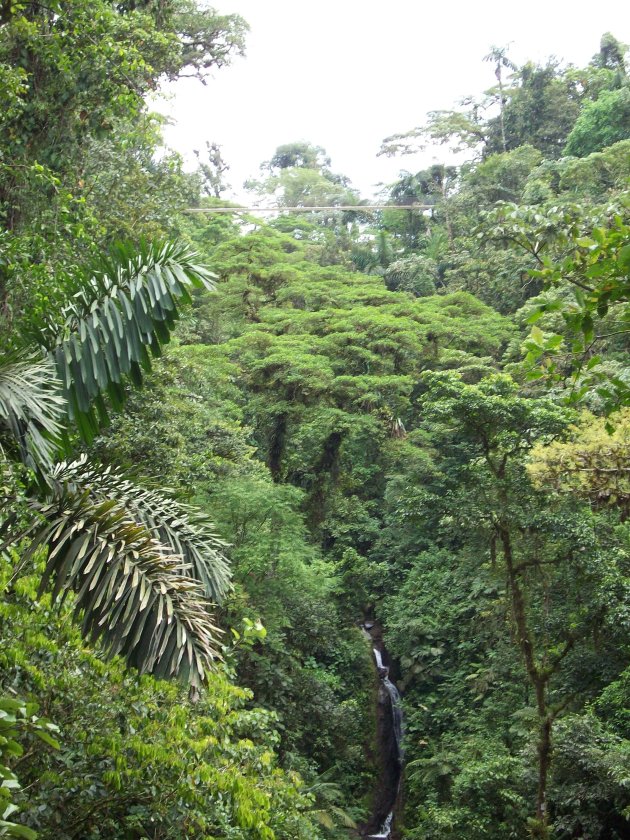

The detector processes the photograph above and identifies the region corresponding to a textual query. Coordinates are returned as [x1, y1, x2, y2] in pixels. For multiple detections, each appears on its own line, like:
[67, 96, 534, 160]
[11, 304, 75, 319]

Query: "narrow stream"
[362, 623, 404, 840]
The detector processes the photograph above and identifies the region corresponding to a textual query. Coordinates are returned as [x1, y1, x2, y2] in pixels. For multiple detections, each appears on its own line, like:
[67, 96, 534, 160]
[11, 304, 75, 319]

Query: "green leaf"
[581, 313, 594, 342]
[530, 325, 544, 345]
[544, 335, 563, 350]
[34, 730, 60, 750]
[586, 355, 602, 370]
[526, 309, 545, 324]
[0, 822, 38, 839]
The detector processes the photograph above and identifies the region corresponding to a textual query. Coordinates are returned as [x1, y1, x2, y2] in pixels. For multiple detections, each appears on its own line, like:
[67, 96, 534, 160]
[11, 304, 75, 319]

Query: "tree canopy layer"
[1, 14, 629, 840]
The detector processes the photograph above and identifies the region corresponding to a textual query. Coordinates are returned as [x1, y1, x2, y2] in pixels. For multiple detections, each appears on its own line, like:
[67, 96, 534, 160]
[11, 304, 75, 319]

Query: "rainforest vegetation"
[0, 3, 629, 838]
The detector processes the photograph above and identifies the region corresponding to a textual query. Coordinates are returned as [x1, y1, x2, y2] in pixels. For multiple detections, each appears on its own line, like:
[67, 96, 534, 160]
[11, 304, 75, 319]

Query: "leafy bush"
[0, 558, 323, 840]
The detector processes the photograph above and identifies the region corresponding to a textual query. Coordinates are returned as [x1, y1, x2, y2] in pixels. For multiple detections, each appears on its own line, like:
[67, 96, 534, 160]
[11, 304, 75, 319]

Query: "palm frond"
[310, 807, 357, 830]
[36, 241, 216, 442]
[304, 775, 357, 830]
[24, 479, 222, 688]
[52, 456, 231, 603]
[0, 357, 66, 471]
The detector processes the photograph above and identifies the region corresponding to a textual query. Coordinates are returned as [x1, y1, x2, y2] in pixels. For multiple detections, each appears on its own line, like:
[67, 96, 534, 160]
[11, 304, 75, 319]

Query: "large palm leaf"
[24, 473, 222, 689]
[0, 357, 65, 472]
[51, 457, 231, 603]
[36, 241, 216, 442]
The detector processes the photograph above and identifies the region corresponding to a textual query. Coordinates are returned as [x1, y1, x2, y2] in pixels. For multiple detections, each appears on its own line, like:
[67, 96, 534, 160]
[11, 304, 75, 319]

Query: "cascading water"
[381, 673, 403, 765]
[362, 624, 404, 840]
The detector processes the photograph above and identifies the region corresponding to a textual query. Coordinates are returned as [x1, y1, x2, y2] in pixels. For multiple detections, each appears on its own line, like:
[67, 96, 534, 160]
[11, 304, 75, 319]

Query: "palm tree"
[483, 45, 517, 152]
[0, 241, 230, 689]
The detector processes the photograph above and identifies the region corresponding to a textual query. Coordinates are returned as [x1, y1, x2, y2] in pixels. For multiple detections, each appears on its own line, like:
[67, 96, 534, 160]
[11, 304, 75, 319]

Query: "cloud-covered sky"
[157, 0, 629, 201]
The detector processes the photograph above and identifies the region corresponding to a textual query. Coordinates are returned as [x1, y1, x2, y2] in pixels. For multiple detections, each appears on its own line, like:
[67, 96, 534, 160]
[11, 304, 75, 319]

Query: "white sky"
[157, 0, 630, 201]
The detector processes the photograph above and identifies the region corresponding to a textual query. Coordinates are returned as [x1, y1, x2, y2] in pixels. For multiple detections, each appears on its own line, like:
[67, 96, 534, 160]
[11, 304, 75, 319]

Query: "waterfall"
[372, 647, 403, 761]
[367, 810, 393, 840]
[363, 627, 404, 840]
[382, 675, 403, 763]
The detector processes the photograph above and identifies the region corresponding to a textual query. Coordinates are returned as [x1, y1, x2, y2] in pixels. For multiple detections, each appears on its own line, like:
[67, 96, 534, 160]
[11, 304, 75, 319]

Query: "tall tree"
[483, 45, 517, 152]
[194, 141, 231, 198]
[418, 372, 625, 837]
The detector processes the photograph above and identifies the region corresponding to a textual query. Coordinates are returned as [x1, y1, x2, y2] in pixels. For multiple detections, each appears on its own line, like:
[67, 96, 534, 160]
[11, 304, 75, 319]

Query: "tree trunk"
[497, 70, 507, 152]
[268, 412, 287, 481]
[500, 526, 551, 837]
[440, 169, 453, 244]
[536, 715, 552, 835]
[307, 430, 344, 529]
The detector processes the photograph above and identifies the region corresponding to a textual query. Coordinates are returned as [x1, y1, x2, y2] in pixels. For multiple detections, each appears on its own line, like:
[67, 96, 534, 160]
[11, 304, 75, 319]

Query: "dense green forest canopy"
[0, 6, 629, 840]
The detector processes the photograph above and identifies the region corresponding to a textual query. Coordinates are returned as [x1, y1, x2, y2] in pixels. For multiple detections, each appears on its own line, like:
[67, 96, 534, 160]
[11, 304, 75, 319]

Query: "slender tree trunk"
[497, 72, 507, 152]
[499, 526, 551, 837]
[440, 169, 453, 244]
[536, 715, 552, 832]
[268, 412, 287, 482]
